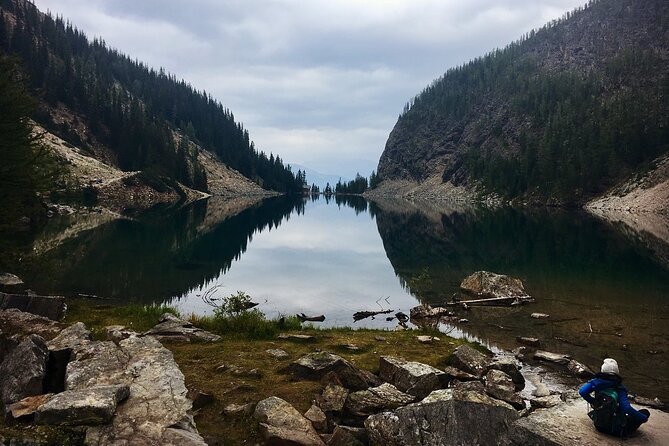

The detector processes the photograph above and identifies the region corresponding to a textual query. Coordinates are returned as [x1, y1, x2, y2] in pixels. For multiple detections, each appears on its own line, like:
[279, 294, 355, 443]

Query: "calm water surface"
[3, 195, 668, 399]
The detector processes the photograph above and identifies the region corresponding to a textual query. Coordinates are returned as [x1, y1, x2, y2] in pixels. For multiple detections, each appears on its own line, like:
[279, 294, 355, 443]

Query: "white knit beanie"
[601, 358, 619, 375]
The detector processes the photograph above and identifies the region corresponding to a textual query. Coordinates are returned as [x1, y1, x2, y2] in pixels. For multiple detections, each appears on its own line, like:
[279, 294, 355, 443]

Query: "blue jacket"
[579, 374, 649, 425]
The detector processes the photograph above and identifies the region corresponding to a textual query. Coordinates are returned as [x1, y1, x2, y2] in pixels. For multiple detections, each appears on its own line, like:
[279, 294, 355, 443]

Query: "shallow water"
[3, 195, 668, 399]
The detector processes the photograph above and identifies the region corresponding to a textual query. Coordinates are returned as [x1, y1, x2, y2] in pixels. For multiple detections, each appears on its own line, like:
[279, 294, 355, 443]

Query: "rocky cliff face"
[376, 0, 669, 206]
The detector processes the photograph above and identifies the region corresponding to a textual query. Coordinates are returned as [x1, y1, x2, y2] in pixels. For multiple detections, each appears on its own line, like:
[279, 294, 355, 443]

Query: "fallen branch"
[296, 313, 325, 322]
[353, 309, 393, 322]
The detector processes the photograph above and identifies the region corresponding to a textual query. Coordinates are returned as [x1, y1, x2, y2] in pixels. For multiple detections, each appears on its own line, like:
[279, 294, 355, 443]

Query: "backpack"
[588, 387, 627, 436]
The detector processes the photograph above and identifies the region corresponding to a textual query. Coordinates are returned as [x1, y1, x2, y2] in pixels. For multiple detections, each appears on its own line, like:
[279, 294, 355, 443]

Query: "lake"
[3, 195, 669, 400]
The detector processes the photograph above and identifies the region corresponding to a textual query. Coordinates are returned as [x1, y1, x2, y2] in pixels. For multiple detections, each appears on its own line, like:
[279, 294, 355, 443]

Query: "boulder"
[531, 313, 550, 319]
[516, 336, 541, 347]
[222, 402, 255, 417]
[105, 325, 137, 344]
[511, 398, 669, 445]
[144, 314, 221, 342]
[488, 356, 525, 391]
[35, 385, 129, 426]
[345, 383, 415, 418]
[566, 360, 594, 379]
[0, 273, 24, 290]
[365, 388, 518, 446]
[0, 334, 49, 405]
[266, 348, 290, 359]
[484, 369, 525, 410]
[460, 271, 531, 300]
[76, 336, 207, 445]
[317, 383, 349, 413]
[447, 344, 491, 377]
[416, 336, 439, 344]
[378, 356, 446, 399]
[328, 426, 368, 446]
[6, 394, 53, 420]
[529, 394, 563, 409]
[0, 292, 66, 321]
[409, 305, 452, 320]
[47, 322, 92, 353]
[533, 350, 570, 365]
[441, 366, 479, 382]
[0, 309, 63, 340]
[254, 396, 326, 446]
[290, 352, 380, 391]
[305, 404, 328, 432]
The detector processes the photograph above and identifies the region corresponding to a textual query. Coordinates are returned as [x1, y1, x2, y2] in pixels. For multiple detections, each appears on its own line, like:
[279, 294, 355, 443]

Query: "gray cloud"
[34, 0, 585, 178]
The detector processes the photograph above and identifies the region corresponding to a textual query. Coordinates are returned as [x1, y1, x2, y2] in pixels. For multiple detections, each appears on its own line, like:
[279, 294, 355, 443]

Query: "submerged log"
[296, 313, 326, 322]
[353, 309, 393, 322]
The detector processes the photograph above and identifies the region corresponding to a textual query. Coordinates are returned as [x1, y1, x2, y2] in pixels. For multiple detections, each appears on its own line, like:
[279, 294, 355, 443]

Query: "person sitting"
[579, 358, 650, 437]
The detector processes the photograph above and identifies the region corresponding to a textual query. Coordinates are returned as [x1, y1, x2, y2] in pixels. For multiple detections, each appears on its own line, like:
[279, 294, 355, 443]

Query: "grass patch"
[65, 300, 179, 336]
[188, 311, 303, 340]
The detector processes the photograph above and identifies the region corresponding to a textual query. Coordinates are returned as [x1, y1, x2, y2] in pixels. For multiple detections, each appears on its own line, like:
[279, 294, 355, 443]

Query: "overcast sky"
[33, 0, 584, 179]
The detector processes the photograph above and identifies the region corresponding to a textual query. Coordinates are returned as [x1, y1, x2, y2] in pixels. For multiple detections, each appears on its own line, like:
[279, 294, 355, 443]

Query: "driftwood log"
[296, 313, 326, 322]
[353, 309, 393, 322]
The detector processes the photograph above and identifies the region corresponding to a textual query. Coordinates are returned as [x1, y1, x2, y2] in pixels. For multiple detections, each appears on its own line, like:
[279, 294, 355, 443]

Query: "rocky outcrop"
[254, 396, 326, 446]
[0, 292, 66, 321]
[35, 385, 129, 426]
[290, 352, 380, 391]
[0, 334, 49, 406]
[144, 313, 221, 342]
[365, 388, 518, 446]
[378, 356, 447, 400]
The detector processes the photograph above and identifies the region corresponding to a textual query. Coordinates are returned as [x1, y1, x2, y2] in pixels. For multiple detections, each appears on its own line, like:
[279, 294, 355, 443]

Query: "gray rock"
[460, 271, 531, 300]
[409, 305, 452, 320]
[447, 344, 491, 377]
[416, 335, 440, 344]
[35, 385, 129, 426]
[291, 352, 380, 391]
[222, 402, 255, 417]
[317, 384, 349, 413]
[566, 360, 594, 379]
[484, 369, 525, 410]
[266, 348, 290, 359]
[0, 334, 49, 405]
[530, 394, 563, 409]
[0, 309, 62, 340]
[79, 336, 207, 445]
[254, 396, 326, 446]
[0, 273, 23, 288]
[105, 325, 138, 344]
[516, 336, 541, 347]
[328, 426, 367, 446]
[6, 394, 53, 420]
[365, 388, 518, 446]
[0, 292, 66, 321]
[378, 356, 446, 399]
[533, 350, 570, 365]
[47, 322, 92, 352]
[144, 315, 221, 343]
[531, 313, 550, 319]
[305, 404, 328, 432]
[441, 366, 479, 382]
[279, 333, 317, 342]
[488, 356, 525, 390]
[346, 383, 415, 417]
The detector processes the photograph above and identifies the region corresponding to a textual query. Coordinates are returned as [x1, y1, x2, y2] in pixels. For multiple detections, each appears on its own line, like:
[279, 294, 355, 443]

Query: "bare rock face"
[447, 344, 491, 377]
[460, 271, 531, 300]
[484, 369, 525, 410]
[0, 334, 49, 405]
[6, 394, 54, 421]
[66, 340, 129, 390]
[0, 292, 66, 321]
[346, 383, 415, 418]
[144, 313, 221, 342]
[378, 356, 446, 399]
[35, 385, 129, 426]
[365, 388, 518, 446]
[254, 396, 326, 446]
[291, 352, 380, 391]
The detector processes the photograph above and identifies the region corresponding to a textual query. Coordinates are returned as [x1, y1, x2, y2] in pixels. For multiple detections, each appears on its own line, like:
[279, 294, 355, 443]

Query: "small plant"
[215, 291, 257, 318]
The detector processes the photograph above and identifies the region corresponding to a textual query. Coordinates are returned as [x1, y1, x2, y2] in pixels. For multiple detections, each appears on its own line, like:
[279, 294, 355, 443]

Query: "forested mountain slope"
[374, 0, 669, 206]
[0, 0, 301, 197]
